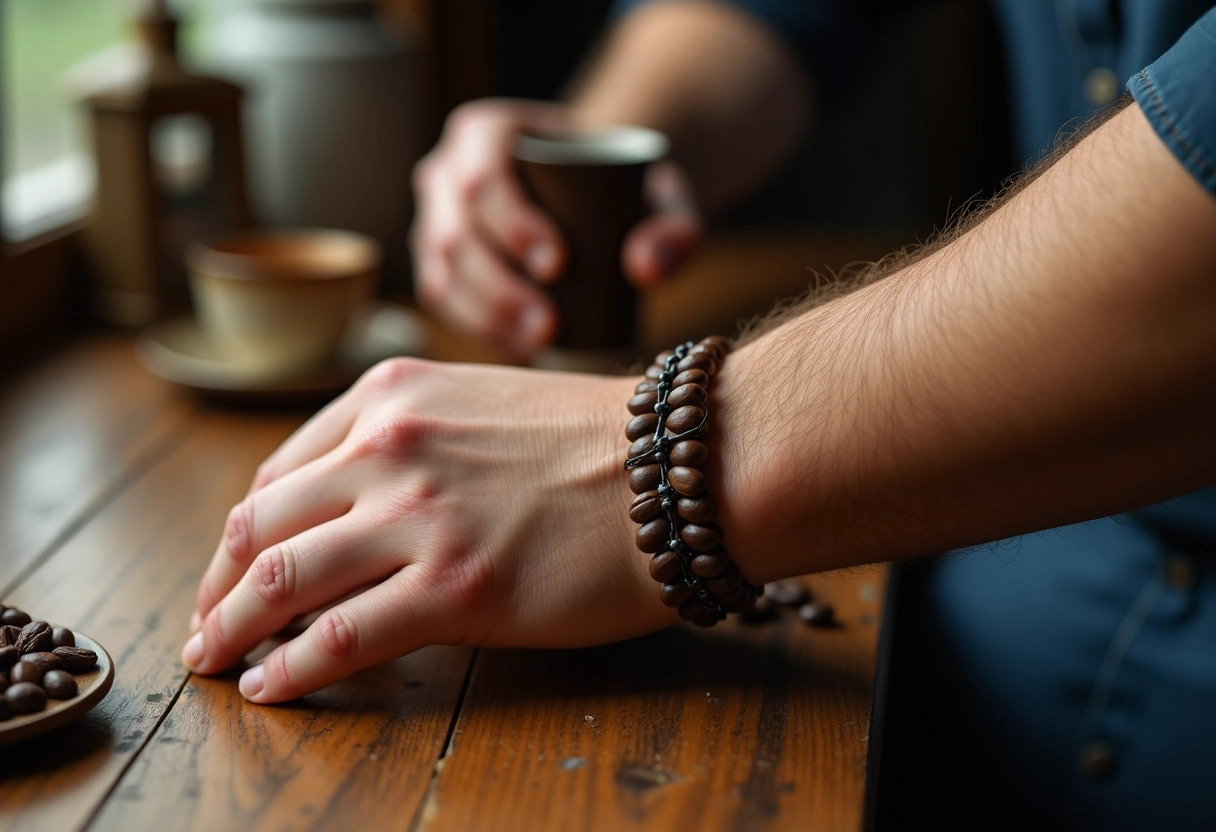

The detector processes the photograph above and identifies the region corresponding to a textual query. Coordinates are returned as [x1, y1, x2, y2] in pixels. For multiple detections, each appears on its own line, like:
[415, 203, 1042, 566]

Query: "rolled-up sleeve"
[1128, 8, 1216, 196]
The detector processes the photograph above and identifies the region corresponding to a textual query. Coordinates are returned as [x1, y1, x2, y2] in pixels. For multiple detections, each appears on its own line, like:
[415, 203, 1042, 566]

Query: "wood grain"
[0, 411, 303, 832]
[417, 570, 885, 832]
[0, 336, 195, 592]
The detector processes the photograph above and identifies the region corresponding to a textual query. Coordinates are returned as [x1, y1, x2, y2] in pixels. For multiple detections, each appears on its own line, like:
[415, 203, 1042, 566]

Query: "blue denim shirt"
[614, 1, 1216, 826]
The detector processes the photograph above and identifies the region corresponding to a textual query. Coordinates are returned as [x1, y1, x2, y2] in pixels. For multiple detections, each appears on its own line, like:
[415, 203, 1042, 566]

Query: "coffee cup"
[186, 228, 378, 378]
[513, 125, 668, 370]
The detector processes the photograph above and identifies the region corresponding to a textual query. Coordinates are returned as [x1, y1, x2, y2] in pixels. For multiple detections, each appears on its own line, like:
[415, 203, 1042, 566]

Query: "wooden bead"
[667, 383, 706, 410]
[706, 565, 741, 595]
[627, 390, 659, 416]
[668, 466, 706, 497]
[629, 491, 664, 524]
[677, 352, 714, 374]
[635, 379, 659, 394]
[628, 464, 661, 494]
[669, 440, 708, 467]
[672, 369, 709, 388]
[677, 495, 716, 523]
[626, 413, 659, 441]
[660, 582, 694, 608]
[680, 523, 721, 552]
[666, 406, 704, 434]
[690, 548, 729, 578]
[649, 550, 683, 583]
[635, 519, 670, 554]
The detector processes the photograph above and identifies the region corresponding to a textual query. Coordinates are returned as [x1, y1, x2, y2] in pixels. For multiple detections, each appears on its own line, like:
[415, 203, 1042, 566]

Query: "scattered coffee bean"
[5, 682, 48, 715]
[53, 646, 98, 673]
[0, 604, 95, 718]
[42, 670, 78, 700]
[798, 601, 835, 627]
[16, 621, 53, 654]
[10, 661, 42, 686]
[21, 652, 63, 674]
[765, 579, 810, 607]
[0, 609, 31, 627]
[739, 594, 778, 624]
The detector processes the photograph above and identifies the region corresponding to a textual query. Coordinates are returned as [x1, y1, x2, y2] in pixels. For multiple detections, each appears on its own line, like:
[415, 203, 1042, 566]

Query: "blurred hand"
[410, 98, 702, 358]
[183, 357, 675, 703]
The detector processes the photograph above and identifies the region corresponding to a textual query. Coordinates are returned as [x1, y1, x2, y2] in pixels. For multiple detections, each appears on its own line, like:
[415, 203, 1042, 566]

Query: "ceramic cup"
[186, 228, 379, 378]
[513, 125, 668, 368]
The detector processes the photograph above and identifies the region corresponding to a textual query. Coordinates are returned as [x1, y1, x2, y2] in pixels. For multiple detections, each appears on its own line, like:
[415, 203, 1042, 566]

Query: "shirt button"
[1079, 740, 1118, 780]
[1084, 67, 1120, 106]
[1164, 553, 1199, 592]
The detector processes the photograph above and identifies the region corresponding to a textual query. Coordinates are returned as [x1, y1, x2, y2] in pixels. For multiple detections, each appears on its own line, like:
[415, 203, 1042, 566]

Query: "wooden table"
[0, 234, 894, 831]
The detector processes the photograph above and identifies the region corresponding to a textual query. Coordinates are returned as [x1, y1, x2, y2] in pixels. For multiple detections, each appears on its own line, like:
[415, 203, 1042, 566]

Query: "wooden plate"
[0, 633, 115, 745]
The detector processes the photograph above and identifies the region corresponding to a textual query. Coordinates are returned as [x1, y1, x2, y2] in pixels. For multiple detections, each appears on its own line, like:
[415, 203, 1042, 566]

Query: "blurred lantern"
[74, 0, 252, 325]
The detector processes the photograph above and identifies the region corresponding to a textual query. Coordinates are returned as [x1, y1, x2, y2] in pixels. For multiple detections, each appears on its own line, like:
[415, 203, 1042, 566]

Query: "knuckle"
[419, 547, 496, 619]
[251, 546, 295, 607]
[315, 608, 360, 660]
[352, 414, 430, 461]
[361, 355, 429, 391]
[223, 500, 256, 565]
[457, 170, 490, 203]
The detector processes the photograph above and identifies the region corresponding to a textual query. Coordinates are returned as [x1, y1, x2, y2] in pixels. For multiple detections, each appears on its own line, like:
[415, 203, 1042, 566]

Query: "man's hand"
[410, 99, 701, 359]
[183, 359, 673, 703]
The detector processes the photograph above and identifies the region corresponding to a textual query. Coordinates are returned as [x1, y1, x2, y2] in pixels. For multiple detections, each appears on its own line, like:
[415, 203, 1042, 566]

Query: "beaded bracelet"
[624, 337, 760, 626]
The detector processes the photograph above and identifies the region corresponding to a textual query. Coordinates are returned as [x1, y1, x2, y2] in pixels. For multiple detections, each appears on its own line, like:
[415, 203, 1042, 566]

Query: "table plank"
[0, 412, 302, 832]
[417, 570, 885, 832]
[0, 336, 196, 593]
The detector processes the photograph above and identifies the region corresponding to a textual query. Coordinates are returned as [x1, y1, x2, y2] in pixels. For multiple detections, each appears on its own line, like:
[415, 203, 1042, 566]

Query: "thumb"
[622, 212, 701, 288]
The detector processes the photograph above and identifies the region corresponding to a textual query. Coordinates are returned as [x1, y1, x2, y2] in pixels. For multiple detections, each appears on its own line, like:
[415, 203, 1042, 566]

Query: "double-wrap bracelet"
[624, 337, 760, 626]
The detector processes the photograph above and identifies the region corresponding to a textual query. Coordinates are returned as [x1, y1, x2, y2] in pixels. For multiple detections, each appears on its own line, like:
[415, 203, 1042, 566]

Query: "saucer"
[0, 632, 115, 745]
[136, 301, 425, 402]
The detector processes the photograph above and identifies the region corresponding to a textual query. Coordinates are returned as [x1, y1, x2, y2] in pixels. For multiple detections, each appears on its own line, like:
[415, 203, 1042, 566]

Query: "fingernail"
[517, 306, 551, 352]
[182, 631, 205, 670]
[188, 610, 201, 633]
[239, 664, 265, 700]
[526, 242, 557, 279]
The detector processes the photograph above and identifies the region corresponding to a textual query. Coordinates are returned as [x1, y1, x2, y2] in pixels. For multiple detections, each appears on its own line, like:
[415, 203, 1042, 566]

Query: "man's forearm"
[569, 0, 812, 212]
[714, 101, 1216, 581]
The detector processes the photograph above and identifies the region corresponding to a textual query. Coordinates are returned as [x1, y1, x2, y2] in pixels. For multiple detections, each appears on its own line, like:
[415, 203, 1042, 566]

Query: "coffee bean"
[667, 383, 707, 410]
[10, 661, 42, 686]
[766, 579, 810, 607]
[1, 608, 31, 627]
[4, 682, 48, 715]
[629, 491, 664, 524]
[0, 608, 95, 717]
[53, 646, 98, 672]
[626, 413, 659, 441]
[680, 523, 721, 552]
[628, 464, 661, 495]
[676, 352, 715, 374]
[627, 390, 659, 416]
[51, 627, 76, 648]
[665, 406, 704, 434]
[739, 594, 778, 624]
[671, 369, 709, 388]
[635, 519, 670, 554]
[648, 550, 683, 583]
[42, 670, 78, 700]
[669, 440, 708, 467]
[660, 582, 695, 608]
[798, 601, 835, 627]
[677, 495, 716, 524]
[21, 652, 63, 674]
[690, 549, 729, 578]
[668, 466, 706, 497]
[16, 621, 53, 654]
[706, 565, 742, 595]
